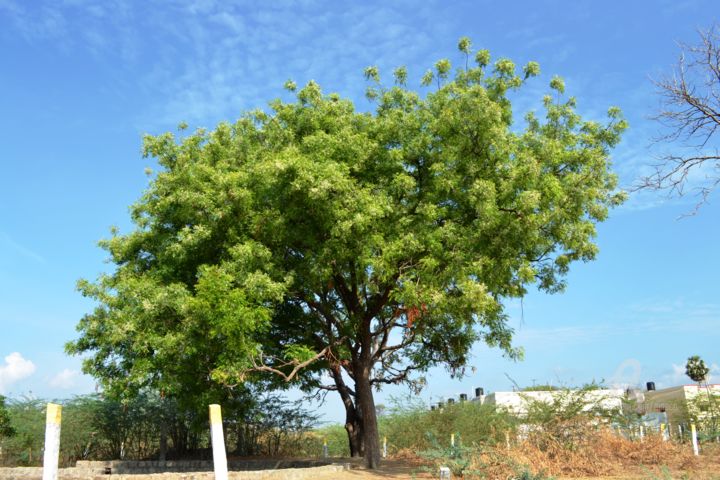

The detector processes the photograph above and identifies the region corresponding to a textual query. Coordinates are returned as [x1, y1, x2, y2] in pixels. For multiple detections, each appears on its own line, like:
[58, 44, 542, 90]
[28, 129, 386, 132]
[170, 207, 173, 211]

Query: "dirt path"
[311, 459, 432, 479]
[309, 457, 720, 479]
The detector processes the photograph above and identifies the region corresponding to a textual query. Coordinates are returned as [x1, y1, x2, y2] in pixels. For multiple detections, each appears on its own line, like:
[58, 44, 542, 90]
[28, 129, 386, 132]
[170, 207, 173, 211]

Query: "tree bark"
[355, 364, 380, 469]
[330, 364, 365, 457]
[159, 422, 168, 462]
[344, 402, 364, 457]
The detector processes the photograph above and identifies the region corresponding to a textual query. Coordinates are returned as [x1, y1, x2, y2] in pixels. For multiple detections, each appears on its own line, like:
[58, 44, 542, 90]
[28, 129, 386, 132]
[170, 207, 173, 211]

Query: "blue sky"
[1, 0, 719, 423]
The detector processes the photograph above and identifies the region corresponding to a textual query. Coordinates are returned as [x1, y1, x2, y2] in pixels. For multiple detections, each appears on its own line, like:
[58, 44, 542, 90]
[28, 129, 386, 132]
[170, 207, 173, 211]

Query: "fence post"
[322, 437, 328, 458]
[42, 403, 62, 480]
[208, 405, 228, 480]
[660, 423, 667, 441]
[450, 433, 455, 448]
[691, 424, 699, 456]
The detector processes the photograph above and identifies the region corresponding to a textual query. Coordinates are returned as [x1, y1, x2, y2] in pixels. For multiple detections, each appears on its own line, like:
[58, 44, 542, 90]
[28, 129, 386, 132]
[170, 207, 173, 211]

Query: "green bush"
[379, 395, 516, 453]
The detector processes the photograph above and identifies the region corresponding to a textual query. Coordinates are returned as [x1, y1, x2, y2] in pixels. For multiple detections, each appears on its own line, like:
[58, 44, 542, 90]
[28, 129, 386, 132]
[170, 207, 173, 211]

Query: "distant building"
[637, 384, 720, 426]
[441, 383, 719, 428]
[471, 388, 625, 416]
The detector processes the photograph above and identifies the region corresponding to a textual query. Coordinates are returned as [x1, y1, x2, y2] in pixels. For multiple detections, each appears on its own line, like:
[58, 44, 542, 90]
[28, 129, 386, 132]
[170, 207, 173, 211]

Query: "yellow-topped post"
[208, 405, 228, 480]
[42, 403, 62, 480]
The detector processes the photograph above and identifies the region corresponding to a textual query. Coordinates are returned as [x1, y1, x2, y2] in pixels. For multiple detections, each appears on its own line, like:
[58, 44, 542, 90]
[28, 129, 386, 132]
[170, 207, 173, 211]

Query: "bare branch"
[370, 364, 417, 386]
[640, 24, 720, 205]
[250, 343, 339, 382]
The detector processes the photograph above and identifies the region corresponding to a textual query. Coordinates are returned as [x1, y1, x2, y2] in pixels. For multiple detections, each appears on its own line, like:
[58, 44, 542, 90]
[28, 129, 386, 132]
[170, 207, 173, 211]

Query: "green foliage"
[232, 392, 320, 456]
[0, 395, 15, 440]
[417, 432, 474, 476]
[393, 66, 408, 86]
[686, 355, 710, 383]
[67, 37, 627, 465]
[520, 386, 619, 451]
[377, 396, 516, 452]
[2, 397, 45, 466]
[549, 75, 565, 94]
[0, 391, 318, 466]
[521, 384, 559, 392]
[283, 79, 297, 92]
[515, 470, 555, 480]
[684, 390, 720, 442]
[457, 37, 472, 55]
[475, 49, 491, 67]
[363, 66, 380, 83]
[523, 61, 541, 79]
[311, 423, 350, 457]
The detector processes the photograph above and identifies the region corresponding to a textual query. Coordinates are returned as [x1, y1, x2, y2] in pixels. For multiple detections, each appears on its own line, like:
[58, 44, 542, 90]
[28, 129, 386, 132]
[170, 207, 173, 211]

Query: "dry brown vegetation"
[506, 429, 704, 478]
[382, 428, 720, 479]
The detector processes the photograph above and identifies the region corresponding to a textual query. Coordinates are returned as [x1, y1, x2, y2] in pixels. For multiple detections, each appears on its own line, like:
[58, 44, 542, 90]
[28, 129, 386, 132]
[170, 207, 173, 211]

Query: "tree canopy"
[68, 38, 626, 468]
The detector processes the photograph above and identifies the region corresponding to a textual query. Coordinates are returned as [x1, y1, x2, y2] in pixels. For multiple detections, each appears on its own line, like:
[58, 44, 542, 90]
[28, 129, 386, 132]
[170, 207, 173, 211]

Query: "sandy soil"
[309, 457, 720, 479]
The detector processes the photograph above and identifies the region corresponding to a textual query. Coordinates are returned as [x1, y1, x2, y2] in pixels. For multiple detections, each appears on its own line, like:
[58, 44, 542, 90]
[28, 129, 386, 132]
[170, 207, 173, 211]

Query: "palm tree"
[686, 356, 710, 384]
[685, 355, 718, 440]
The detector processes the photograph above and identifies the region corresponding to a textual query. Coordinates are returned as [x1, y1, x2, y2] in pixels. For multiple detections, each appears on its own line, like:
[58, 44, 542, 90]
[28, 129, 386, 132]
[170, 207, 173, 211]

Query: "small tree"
[643, 24, 720, 207]
[686, 355, 710, 384]
[685, 355, 718, 439]
[0, 395, 15, 440]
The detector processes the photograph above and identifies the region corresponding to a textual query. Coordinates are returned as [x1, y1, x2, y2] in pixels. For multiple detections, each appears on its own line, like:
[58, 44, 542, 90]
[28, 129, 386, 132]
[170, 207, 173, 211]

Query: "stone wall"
[0, 460, 348, 480]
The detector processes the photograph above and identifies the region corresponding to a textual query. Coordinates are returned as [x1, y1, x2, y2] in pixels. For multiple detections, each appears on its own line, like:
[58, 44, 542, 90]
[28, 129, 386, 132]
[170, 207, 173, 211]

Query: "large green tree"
[68, 39, 626, 468]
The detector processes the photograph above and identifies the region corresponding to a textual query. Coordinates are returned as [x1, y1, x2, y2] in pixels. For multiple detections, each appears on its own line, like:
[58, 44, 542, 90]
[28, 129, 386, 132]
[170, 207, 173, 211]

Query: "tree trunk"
[344, 402, 364, 457]
[331, 364, 365, 457]
[159, 422, 168, 462]
[355, 365, 380, 469]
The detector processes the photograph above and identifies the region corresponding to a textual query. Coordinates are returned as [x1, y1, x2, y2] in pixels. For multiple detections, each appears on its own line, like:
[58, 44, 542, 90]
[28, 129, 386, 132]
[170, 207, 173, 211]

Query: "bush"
[378, 395, 516, 453]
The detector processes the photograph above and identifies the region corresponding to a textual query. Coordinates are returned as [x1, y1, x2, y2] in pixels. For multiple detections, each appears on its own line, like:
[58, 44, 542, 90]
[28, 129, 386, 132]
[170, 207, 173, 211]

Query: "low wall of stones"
[0, 460, 348, 480]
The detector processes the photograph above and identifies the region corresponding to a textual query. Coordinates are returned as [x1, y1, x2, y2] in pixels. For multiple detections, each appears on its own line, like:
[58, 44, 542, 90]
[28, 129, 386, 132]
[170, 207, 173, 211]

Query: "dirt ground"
[308, 457, 720, 479]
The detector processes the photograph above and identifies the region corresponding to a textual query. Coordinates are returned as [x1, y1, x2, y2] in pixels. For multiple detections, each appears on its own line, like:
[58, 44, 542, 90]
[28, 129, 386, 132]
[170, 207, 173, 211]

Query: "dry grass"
[461, 427, 720, 479]
[510, 429, 696, 477]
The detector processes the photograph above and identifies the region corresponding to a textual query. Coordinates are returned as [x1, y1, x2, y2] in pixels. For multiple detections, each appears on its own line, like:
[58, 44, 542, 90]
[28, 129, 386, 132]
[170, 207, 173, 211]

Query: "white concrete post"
[660, 423, 667, 441]
[691, 424, 699, 456]
[639, 425, 644, 442]
[322, 437, 328, 458]
[382, 436, 387, 458]
[42, 403, 62, 480]
[209, 405, 228, 480]
[678, 424, 683, 441]
[450, 433, 455, 448]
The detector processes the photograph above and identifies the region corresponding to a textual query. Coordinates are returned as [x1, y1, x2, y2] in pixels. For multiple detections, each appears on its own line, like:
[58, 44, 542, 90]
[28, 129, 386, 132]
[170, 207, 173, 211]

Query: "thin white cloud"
[514, 299, 720, 348]
[0, 352, 36, 393]
[660, 361, 720, 387]
[48, 368, 80, 389]
[0, 232, 45, 263]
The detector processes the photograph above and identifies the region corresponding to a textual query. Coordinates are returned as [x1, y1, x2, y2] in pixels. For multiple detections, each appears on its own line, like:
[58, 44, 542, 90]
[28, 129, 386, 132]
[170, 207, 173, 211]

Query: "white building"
[471, 388, 625, 416]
